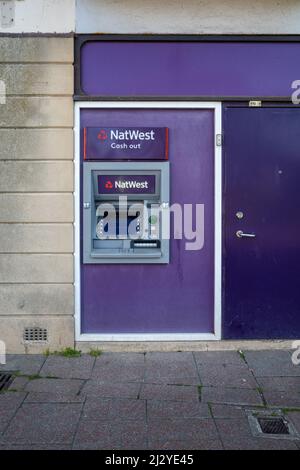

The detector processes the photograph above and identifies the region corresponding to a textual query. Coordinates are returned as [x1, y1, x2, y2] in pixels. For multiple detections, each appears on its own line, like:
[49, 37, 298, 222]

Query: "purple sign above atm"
[84, 127, 168, 160]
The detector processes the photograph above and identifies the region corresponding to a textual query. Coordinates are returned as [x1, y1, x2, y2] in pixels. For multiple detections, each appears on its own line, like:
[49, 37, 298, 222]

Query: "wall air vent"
[23, 327, 48, 342]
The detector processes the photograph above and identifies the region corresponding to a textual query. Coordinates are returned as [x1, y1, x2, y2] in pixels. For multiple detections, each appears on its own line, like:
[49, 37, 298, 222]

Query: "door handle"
[236, 230, 256, 239]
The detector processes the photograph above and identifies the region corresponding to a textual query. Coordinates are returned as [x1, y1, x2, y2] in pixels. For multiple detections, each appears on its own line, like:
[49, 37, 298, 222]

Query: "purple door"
[223, 106, 300, 339]
[80, 108, 215, 334]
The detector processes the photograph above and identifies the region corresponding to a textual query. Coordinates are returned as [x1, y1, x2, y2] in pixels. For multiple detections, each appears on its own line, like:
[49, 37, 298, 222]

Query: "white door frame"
[74, 101, 222, 341]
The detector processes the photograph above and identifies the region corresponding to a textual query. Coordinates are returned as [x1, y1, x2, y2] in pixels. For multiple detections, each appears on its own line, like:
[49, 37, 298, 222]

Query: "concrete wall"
[0, 0, 74, 33]
[0, 37, 74, 353]
[76, 0, 300, 34]
[1, 1, 300, 35]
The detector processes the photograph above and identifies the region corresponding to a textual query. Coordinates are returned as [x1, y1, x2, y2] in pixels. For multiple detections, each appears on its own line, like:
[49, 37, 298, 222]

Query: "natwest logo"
[97, 130, 108, 141]
[105, 180, 113, 189]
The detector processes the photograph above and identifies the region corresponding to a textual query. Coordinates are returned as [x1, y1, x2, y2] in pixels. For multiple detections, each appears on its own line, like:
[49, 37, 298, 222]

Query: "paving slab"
[194, 351, 246, 366]
[73, 419, 147, 450]
[0, 444, 72, 450]
[25, 392, 85, 404]
[147, 418, 218, 442]
[8, 376, 28, 391]
[244, 350, 300, 377]
[81, 380, 141, 399]
[210, 404, 247, 419]
[222, 436, 298, 450]
[148, 437, 223, 450]
[256, 376, 300, 392]
[147, 400, 210, 419]
[82, 397, 146, 421]
[40, 354, 95, 379]
[201, 386, 263, 406]
[0, 355, 45, 375]
[0, 392, 27, 433]
[215, 415, 253, 439]
[263, 390, 300, 408]
[145, 352, 199, 385]
[140, 384, 199, 402]
[92, 353, 145, 382]
[24, 378, 83, 395]
[1, 403, 83, 445]
[197, 364, 257, 389]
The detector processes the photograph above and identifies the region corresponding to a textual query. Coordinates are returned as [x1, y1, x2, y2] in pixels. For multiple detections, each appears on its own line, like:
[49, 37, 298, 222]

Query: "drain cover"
[258, 417, 289, 435]
[0, 373, 13, 392]
[247, 409, 299, 440]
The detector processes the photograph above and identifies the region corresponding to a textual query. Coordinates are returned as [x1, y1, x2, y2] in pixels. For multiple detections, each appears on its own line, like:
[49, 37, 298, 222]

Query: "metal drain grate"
[23, 327, 48, 342]
[0, 373, 13, 392]
[258, 417, 290, 435]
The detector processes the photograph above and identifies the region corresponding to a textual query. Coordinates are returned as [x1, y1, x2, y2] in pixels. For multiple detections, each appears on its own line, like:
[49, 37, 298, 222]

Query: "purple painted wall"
[80, 41, 298, 97]
[80, 108, 215, 334]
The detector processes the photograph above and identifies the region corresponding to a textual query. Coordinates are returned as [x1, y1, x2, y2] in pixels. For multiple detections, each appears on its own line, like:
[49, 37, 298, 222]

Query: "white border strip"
[74, 101, 222, 341]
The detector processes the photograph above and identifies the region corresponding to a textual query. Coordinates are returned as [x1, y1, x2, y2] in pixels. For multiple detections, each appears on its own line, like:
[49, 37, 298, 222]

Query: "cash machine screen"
[96, 210, 141, 239]
[98, 174, 156, 194]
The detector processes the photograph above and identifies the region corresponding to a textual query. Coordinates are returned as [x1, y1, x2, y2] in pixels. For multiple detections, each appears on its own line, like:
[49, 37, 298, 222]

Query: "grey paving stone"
[257, 376, 300, 392]
[148, 437, 223, 450]
[8, 376, 28, 391]
[222, 436, 298, 450]
[0, 392, 26, 432]
[194, 351, 246, 366]
[145, 352, 199, 385]
[147, 400, 210, 419]
[140, 384, 199, 402]
[73, 419, 147, 450]
[81, 380, 140, 399]
[24, 378, 83, 395]
[197, 364, 257, 389]
[215, 416, 254, 441]
[210, 404, 246, 419]
[82, 397, 146, 421]
[73, 421, 113, 450]
[92, 353, 145, 382]
[0, 444, 72, 450]
[201, 386, 263, 406]
[25, 392, 85, 404]
[0, 355, 45, 375]
[244, 350, 300, 377]
[263, 390, 300, 408]
[1, 403, 82, 445]
[148, 418, 218, 442]
[40, 354, 95, 379]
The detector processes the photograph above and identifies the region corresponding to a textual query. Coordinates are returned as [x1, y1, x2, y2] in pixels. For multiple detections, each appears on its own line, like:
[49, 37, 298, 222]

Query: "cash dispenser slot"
[131, 240, 160, 249]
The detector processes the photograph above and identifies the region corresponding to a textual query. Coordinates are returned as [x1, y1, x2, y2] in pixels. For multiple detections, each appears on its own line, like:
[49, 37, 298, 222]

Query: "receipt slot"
[83, 162, 170, 263]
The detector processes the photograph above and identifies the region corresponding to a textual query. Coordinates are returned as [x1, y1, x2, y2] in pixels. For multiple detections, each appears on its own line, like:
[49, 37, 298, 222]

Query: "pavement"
[0, 350, 299, 450]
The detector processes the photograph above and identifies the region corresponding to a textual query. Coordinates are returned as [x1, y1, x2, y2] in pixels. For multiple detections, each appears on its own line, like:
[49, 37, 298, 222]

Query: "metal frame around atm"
[74, 101, 222, 342]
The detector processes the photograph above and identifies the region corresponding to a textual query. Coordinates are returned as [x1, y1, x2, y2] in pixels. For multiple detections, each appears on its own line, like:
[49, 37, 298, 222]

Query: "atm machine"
[82, 128, 170, 264]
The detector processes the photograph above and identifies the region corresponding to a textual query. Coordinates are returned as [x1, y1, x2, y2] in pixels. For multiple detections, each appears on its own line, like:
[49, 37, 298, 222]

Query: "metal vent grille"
[23, 327, 48, 342]
[0, 373, 13, 392]
[258, 417, 290, 435]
